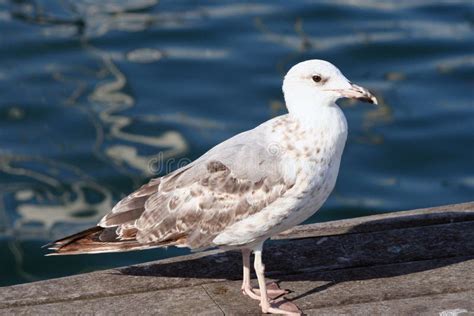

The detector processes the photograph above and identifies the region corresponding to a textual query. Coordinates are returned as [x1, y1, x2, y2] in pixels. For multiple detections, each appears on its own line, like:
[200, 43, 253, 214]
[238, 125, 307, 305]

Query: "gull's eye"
[312, 75, 322, 83]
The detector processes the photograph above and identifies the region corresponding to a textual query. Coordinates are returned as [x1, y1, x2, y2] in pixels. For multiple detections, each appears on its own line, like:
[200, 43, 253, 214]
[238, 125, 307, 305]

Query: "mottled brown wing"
[136, 160, 293, 248]
[98, 178, 161, 230]
[99, 126, 294, 249]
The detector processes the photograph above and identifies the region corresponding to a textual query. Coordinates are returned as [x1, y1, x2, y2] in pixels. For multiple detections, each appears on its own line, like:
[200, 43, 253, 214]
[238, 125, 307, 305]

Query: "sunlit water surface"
[0, 0, 473, 286]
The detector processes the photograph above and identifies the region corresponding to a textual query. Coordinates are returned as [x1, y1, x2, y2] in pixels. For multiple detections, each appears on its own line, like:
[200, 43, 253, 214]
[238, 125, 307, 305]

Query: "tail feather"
[45, 226, 169, 256]
[43, 226, 102, 249]
[43, 226, 186, 256]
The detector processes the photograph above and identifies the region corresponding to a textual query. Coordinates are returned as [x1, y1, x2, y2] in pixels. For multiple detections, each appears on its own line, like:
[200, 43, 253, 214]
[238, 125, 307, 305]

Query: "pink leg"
[253, 248, 301, 315]
[240, 249, 289, 300]
[241, 249, 261, 300]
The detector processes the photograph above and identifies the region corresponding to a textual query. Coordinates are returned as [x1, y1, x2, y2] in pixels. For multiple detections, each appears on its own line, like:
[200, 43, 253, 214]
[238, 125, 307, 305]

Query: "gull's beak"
[341, 83, 378, 105]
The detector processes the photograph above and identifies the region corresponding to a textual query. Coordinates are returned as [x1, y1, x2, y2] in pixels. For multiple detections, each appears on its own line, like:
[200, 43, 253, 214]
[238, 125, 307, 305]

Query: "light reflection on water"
[0, 0, 472, 286]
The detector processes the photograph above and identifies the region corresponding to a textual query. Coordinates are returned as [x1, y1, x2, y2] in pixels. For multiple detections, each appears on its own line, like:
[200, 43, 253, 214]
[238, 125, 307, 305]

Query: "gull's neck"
[284, 89, 347, 134]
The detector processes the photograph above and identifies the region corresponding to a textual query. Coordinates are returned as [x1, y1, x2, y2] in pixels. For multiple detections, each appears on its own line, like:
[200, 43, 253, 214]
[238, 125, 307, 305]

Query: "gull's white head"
[282, 59, 377, 117]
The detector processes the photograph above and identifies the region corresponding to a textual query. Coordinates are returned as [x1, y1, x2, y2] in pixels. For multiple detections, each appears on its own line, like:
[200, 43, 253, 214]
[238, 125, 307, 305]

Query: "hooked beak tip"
[346, 83, 378, 105]
[357, 94, 378, 105]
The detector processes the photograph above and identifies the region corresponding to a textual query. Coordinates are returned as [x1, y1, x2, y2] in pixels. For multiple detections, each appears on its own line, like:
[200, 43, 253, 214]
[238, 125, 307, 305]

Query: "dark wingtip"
[357, 96, 374, 104]
[42, 226, 104, 255]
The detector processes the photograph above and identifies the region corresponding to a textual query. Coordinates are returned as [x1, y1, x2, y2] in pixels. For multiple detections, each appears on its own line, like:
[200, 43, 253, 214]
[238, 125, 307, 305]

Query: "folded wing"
[47, 127, 295, 254]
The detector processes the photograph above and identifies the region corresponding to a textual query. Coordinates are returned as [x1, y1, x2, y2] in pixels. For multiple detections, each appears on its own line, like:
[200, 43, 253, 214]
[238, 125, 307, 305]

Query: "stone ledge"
[1, 201, 473, 315]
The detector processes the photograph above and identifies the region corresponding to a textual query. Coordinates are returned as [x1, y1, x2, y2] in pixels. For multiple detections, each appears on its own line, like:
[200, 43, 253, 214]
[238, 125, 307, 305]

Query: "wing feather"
[97, 123, 295, 249]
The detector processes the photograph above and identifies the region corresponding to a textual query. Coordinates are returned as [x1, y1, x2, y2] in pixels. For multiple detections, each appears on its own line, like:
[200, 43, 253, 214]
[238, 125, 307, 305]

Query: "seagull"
[46, 59, 377, 315]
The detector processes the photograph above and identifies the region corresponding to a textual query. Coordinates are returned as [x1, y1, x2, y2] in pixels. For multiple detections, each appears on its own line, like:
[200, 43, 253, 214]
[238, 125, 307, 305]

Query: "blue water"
[0, 0, 473, 286]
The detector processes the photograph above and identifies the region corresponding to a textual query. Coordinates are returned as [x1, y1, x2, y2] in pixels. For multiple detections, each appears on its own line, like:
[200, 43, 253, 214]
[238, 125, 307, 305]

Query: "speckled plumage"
[81, 102, 344, 250]
[47, 60, 375, 256]
[47, 59, 377, 315]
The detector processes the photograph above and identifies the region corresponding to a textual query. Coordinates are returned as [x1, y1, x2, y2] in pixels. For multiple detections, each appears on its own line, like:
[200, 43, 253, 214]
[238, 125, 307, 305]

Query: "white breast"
[213, 105, 348, 249]
[275, 106, 347, 229]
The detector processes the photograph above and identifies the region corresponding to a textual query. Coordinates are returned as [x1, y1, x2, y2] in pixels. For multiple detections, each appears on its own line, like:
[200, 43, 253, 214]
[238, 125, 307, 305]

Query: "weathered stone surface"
[0, 250, 237, 309]
[1, 286, 223, 315]
[1, 201, 473, 315]
[203, 257, 474, 314]
[304, 291, 474, 316]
